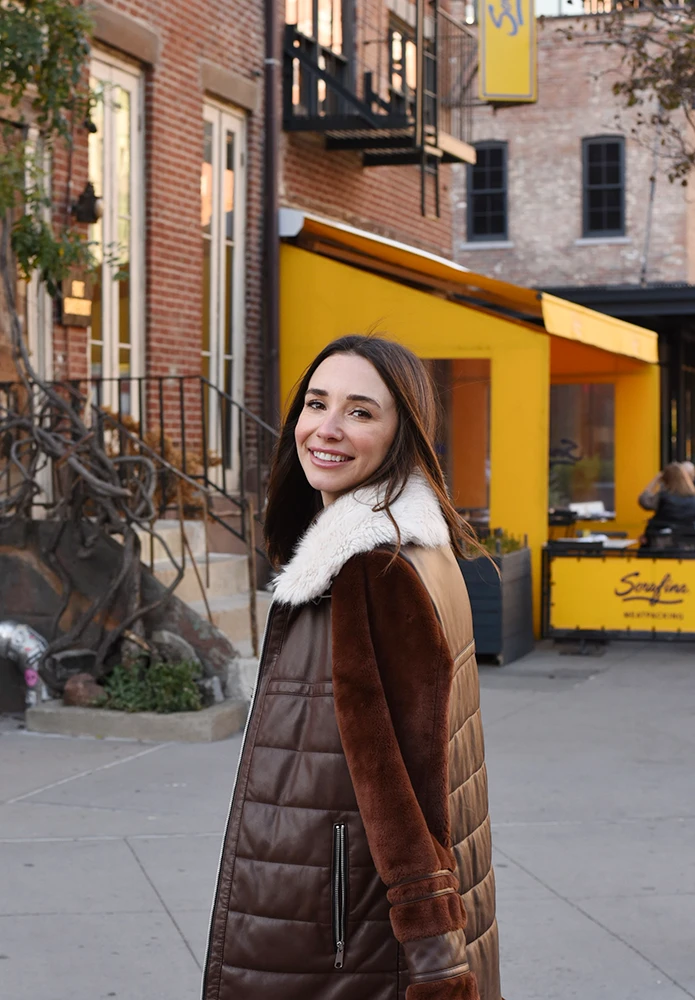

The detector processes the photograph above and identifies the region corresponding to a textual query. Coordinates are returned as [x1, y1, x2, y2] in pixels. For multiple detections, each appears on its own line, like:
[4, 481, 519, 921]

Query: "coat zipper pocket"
[332, 822, 348, 969]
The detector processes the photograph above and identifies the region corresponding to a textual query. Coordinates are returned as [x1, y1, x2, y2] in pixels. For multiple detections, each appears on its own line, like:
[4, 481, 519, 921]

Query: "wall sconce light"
[72, 182, 104, 225]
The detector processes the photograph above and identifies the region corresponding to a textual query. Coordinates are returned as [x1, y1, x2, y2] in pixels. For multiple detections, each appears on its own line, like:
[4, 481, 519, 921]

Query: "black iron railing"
[0, 374, 279, 563]
[284, 0, 476, 214]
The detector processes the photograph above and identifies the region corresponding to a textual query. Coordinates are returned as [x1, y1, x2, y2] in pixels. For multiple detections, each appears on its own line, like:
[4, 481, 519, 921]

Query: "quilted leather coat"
[202, 474, 501, 1000]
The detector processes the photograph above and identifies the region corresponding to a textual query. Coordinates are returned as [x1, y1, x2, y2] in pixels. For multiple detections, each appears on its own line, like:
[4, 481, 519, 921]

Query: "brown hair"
[662, 462, 695, 497]
[264, 334, 482, 567]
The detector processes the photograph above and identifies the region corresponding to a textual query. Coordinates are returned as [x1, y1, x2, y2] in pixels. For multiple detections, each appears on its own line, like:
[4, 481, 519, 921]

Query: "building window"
[582, 136, 625, 237]
[286, 0, 345, 53]
[467, 142, 507, 242]
[201, 102, 247, 478]
[549, 383, 615, 514]
[88, 56, 144, 417]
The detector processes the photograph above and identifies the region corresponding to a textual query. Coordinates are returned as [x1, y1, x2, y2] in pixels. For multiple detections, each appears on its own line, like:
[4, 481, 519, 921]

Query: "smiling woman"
[202, 335, 502, 1000]
[295, 353, 399, 505]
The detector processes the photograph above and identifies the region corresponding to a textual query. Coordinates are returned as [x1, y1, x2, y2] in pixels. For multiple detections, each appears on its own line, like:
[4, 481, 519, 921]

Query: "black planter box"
[457, 547, 534, 665]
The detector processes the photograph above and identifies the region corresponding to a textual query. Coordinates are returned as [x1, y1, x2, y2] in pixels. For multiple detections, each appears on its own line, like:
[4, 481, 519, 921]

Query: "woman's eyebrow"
[305, 388, 381, 409]
[347, 394, 381, 409]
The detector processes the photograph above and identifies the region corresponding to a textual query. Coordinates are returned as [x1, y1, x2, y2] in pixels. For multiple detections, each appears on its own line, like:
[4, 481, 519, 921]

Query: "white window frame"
[89, 53, 144, 419]
[25, 129, 53, 383]
[202, 100, 247, 486]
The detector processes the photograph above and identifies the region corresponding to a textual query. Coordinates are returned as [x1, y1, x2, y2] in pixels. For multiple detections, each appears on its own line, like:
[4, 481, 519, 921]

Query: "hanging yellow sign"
[548, 554, 695, 634]
[479, 0, 537, 103]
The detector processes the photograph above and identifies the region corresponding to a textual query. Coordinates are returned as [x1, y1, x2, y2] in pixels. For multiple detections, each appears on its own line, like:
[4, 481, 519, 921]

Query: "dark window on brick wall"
[582, 137, 625, 237]
[467, 142, 508, 242]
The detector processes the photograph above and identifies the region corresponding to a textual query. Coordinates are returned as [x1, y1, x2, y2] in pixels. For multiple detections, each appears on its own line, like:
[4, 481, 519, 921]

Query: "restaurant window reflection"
[549, 383, 615, 512]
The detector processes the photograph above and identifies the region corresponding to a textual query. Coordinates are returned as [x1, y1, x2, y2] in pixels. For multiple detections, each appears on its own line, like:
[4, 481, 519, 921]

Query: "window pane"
[115, 87, 130, 219]
[549, 384, 615, 512]
[225, 244, 233, 360]
[488, 147, 503, 168]
[201, 121, 213, 235]
[605, 162, 620, 185]
[605, 143, 620, 162]
[296, 0, 313, 35]
[224, 131, 235, 241]
[118, 260, 130, 347]
[588, 163, 602, 186]
[202, 236, 211, 356]
[606, 208, 622, 230]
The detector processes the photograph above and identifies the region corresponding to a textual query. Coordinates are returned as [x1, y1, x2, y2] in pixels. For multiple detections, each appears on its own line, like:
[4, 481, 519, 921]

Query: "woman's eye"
[351, 408, 372, 419]
[306, 399, 325, 410]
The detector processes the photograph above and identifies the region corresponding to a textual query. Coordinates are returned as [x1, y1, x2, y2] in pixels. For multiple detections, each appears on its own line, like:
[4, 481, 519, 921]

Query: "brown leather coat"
[202, 477, 501, 1000]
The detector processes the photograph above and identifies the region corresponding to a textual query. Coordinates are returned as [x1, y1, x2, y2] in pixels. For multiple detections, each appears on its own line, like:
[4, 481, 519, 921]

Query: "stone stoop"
[140, 520, 268, 706]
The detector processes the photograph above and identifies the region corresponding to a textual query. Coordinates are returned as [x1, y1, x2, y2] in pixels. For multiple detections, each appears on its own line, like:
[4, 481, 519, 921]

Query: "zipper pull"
[334, 940, 345, 969]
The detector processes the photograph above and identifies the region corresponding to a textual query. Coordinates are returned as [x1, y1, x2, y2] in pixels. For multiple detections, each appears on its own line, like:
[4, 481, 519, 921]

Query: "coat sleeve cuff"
[406, 970, 481, 999]
[402, 929, 470, 984]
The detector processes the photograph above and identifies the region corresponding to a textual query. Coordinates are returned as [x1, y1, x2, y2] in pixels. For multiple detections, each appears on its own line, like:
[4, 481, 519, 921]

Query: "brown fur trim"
[390, 890, 467, 943]
[407, 971, 481, 1000]
[332, 549, 454, 888]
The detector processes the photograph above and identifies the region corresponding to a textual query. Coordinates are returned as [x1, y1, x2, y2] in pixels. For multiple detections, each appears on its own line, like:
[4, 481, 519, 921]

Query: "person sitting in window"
[638, 460, 695, 512]
[642, 462, 695, 548]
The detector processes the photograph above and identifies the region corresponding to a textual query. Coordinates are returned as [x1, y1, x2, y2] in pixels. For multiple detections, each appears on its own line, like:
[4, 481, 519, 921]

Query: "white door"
[88, 56, 144, 420]
[201, 102, 247, 485]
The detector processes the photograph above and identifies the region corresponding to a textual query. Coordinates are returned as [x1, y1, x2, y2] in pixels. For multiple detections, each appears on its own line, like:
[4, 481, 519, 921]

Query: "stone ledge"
[26, 699, 248, 743]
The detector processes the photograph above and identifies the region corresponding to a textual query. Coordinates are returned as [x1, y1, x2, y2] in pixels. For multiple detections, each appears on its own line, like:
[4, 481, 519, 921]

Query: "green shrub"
[481, 529, 523, 556]
[104, 659, 203, 714]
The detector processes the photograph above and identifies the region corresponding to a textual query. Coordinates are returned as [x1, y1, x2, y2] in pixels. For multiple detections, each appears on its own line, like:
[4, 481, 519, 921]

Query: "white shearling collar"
[272, 471, 450, 606]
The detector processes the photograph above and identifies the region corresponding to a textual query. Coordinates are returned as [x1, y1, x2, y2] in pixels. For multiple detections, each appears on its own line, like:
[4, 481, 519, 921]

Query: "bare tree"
[562, 1, 695, 181]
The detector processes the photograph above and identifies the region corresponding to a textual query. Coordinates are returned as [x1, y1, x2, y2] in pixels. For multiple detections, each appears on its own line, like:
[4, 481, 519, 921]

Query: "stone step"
[188, 591, 273, 647]
[151, 552, 249, 602]
[135, 519, 208, 562]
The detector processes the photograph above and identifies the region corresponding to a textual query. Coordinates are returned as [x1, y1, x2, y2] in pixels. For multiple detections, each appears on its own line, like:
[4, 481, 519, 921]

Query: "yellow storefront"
[278, 211, 660, 633]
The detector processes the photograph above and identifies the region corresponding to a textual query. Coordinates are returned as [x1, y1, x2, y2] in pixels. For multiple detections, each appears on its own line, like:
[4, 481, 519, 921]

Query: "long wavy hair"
[264, 335, 482, 568]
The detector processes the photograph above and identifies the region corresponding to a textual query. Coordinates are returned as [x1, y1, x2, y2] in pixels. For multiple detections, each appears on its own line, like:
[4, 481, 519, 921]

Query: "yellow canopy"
[279, 209, 658, 364]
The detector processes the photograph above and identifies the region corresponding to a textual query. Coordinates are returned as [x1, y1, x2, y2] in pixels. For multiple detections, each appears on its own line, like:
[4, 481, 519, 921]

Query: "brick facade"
[452, 14, 693, 289]
[49, 0, 266, 419]
[42, 1, 460, 427]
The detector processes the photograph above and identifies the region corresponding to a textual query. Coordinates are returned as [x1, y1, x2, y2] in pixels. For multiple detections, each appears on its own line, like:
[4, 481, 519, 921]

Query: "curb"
[26, 699, 248, 743]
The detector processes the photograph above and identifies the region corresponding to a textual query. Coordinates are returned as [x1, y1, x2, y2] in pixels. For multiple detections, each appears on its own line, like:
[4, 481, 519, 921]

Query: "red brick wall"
[53, 0, 266, 421]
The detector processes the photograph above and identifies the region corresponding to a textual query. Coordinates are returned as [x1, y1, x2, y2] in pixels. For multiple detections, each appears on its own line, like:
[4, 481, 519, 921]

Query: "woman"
[202, 336, 502, 1000]
[644, 462, 695, 547]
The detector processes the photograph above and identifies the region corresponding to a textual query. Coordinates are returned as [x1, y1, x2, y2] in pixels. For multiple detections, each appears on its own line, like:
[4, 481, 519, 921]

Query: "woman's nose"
[316, 412, 343, 440]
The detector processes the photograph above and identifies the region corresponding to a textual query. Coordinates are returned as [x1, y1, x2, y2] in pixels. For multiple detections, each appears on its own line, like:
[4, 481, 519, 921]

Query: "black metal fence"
[0, 374, 279, 561]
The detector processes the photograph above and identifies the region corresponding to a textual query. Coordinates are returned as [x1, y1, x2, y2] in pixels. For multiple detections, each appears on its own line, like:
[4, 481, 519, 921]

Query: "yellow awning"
[280, 209, 659, 364]
[541, 293, 658, 364]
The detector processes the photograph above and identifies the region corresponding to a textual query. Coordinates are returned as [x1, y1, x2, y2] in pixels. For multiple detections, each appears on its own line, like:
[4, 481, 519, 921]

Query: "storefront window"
[549, 383, 615, 512]
[428, 360, 491, 520]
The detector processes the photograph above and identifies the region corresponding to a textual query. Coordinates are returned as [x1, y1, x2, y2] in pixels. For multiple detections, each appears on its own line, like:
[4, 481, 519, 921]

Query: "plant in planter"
[458, 529, 534, 665]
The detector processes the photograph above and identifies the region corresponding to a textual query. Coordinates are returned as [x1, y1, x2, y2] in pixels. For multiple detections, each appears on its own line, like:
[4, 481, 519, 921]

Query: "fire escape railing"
[283, 1, 477, 216]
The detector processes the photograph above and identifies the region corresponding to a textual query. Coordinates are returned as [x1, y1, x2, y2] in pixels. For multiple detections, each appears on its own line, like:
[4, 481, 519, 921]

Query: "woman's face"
[295, 353, 399, 505]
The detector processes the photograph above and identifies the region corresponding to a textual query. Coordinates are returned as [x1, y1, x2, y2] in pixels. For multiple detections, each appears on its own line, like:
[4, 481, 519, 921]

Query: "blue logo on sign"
[488, 0, 524, 36]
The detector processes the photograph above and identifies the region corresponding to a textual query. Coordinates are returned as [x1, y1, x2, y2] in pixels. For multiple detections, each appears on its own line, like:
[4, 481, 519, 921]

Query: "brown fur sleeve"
[332, 549, 480, 1000]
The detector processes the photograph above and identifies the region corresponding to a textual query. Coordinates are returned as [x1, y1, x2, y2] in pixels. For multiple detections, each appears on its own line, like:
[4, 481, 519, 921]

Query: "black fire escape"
[283, 0, 477, 216]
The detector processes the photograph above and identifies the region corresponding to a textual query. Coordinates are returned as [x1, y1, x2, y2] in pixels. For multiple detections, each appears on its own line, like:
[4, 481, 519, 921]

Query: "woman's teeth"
[312, 451, 350, 463]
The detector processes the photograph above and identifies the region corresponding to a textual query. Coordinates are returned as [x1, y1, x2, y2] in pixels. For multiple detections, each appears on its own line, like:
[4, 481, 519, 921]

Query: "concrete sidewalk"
[1, 640, 693, 1000]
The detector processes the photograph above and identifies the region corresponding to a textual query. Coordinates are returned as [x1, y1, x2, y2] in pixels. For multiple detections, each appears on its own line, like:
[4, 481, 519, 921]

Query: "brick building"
[19, 0, 474, 464]
[452, 11, 695, 463]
